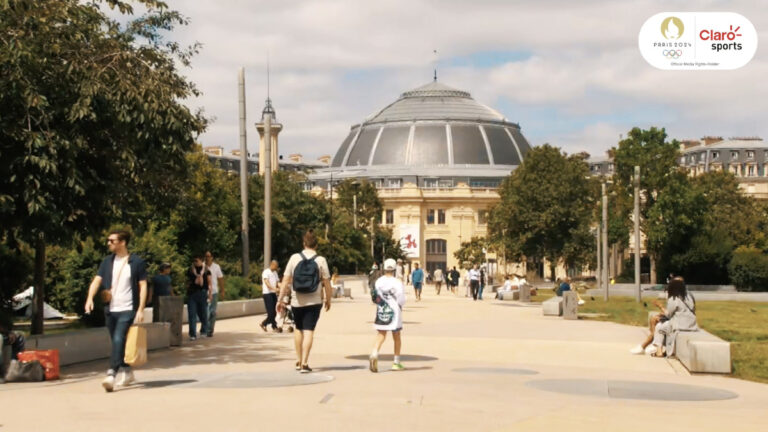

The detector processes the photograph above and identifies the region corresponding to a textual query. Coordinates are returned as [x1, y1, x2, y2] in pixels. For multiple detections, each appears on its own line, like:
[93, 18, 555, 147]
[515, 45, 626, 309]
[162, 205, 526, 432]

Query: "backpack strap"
[298, 252, 318, 262]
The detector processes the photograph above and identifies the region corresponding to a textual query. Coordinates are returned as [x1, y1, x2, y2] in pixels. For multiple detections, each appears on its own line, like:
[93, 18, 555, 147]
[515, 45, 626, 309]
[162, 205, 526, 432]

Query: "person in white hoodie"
[369, 258, 406, 373]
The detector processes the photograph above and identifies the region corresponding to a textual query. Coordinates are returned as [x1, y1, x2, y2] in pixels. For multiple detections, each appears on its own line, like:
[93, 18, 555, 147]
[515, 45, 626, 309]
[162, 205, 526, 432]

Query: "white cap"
[384, 259, 397, 271]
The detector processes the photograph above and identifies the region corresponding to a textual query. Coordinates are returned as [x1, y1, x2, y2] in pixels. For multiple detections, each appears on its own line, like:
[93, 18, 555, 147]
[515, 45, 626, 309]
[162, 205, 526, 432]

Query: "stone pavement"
[2, 285, 768, 431]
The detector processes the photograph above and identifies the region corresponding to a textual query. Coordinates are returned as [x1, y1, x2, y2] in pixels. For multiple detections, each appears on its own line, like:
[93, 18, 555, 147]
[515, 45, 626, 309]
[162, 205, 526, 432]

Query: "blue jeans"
[188, 290, 209, 337]
[106, 310, 136, 374]
[207, 293, 218, 336]
[479, 284, 485, 299]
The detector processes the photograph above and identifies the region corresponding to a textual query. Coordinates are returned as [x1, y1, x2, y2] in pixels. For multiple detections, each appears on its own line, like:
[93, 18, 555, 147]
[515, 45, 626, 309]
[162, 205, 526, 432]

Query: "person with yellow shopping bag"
[124, 325, 147, 368]
[85, 229, 148, 392]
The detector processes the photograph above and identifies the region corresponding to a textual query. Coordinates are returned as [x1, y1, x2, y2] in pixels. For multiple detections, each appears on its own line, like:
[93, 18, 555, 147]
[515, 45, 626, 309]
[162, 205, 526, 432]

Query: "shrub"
[224, 276, 261, 300]
[729, 247, 768, 292]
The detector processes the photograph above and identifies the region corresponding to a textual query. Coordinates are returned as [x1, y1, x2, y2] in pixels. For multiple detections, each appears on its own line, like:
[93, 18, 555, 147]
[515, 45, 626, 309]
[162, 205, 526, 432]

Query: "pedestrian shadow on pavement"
[345, 354, 438, 362]
[379, 366, 433, 373]
[116, 379, 198, 392]
[313, 365, 367, 372]
[143, 329, 293, 371]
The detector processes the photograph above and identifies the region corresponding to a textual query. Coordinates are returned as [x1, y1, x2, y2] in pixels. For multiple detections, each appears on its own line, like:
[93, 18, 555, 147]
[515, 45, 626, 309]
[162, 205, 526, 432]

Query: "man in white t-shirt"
[260, 260, 280, 332]
[85, 229, 147, 392]
[205, 251, 225, 337]
[469, 264, 481, 301]
[277, 230, 332, 373]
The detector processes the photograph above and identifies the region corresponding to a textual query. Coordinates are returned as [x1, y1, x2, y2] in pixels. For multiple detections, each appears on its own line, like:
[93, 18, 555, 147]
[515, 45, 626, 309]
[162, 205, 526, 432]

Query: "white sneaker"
[117, 369, 135, 387]
[102, 375, 115, 392]
[578, 299, 585, 306]
[630, 345, 644, 355]
[645, 345, 658, 355]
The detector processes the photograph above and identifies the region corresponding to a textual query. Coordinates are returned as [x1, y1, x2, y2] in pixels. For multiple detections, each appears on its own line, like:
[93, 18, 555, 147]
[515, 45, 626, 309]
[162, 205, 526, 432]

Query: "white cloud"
[154, 0, 768, 159]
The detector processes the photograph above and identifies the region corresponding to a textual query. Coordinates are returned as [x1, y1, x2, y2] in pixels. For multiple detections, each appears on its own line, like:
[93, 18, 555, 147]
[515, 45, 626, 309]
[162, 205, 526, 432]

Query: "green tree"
[167, 151, 241, 260]
[729, 246, 768, 292]
[0, 0, 206, 333]
[612, 127, 681, 282]
[454, 237, 487, 268]
[334, 179, 383, 233]
[489, 144, 597, 278]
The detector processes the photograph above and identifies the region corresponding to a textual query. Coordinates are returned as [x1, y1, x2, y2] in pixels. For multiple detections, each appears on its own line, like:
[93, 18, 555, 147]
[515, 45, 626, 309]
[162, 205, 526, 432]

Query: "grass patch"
[579, 296, 768, 384]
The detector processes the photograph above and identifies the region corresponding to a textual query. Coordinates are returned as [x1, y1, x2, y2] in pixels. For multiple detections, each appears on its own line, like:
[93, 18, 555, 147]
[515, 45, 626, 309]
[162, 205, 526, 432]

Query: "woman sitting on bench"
[630, 277, 697, 356]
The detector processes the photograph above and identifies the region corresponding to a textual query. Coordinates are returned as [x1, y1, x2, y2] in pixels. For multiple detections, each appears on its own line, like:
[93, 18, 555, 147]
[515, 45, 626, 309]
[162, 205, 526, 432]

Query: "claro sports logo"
[639, 12, 757, 70]
[700, 25, 743, 51]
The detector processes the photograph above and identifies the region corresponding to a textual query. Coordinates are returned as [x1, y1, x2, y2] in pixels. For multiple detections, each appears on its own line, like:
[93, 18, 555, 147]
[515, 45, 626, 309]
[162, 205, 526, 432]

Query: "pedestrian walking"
[479, 267, 486, 300]
[433, 267, 444, 295]
[84, 229, 147, 392]
[261, 260, 281, 332]
[367, 263, 381, 294]
[369, 258, 406, 373]
[450, 266, 460, 295]
[469, 264, 481, 300]
[204, 251, 224, 337]
[411, 262, 424, 301]
[277, 230, 332, 373]
[151, 262, 173, 323]
[186, 256, 211, 341]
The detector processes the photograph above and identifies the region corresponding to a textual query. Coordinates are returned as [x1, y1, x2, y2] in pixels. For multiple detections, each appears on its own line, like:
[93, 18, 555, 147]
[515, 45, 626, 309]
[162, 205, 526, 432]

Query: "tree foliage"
[0, 0, 206, 331]
[454, 237, 487, 267]
[489, 144, 597, 274]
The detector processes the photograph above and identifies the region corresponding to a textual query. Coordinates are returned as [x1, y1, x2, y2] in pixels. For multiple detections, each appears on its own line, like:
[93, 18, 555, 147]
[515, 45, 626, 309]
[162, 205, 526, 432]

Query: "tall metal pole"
[353, 194, 358, 229]
[634, 166, 642, 302]
[602, 181, 609, 301]
[238, 68, 249, 277]
[596, 227, 601, 292]
[370, 216, 375, 259]
[263, 106, 272, 268]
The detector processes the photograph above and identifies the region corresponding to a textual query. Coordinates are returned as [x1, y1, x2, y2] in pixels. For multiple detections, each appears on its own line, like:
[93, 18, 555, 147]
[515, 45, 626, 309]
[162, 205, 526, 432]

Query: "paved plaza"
[3, 286, 768, 431]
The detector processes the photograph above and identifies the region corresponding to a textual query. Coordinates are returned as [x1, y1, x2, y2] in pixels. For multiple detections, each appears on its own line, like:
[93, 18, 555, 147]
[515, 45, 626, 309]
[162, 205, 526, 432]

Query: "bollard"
[518, 285, 531, 303]
[562, 291, 578, 320]
[156, 295, 184, 346]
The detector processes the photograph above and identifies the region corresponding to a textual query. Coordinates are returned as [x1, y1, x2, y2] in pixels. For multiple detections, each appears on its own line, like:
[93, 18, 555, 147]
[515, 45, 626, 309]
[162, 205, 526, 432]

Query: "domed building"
[309, 80, 532, 275]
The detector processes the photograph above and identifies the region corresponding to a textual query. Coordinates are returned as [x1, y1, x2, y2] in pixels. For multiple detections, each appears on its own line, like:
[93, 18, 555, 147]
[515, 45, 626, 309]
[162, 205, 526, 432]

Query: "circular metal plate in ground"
[453, 367, 538, 375]
[525, 379, 738, 401]
[181, 372, 333, 389]
[346, 354, 438, 361]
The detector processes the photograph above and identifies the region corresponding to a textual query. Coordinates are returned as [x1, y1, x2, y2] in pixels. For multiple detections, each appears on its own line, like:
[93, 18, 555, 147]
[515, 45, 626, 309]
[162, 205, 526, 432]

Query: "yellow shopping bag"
[124, 325, 147, 367]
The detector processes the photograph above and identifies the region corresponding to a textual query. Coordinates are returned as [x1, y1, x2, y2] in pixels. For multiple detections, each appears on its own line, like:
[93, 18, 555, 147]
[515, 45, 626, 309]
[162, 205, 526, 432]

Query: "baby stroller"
[278, 294, 295, 333]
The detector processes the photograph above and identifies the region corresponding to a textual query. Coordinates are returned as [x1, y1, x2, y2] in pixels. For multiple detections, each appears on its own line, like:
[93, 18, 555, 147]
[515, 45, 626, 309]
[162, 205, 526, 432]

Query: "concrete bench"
[562, 291, 578, 320]
[542, 297, 563, 316]
[498, 290, 518, 301]
[647, 312, 731, 373]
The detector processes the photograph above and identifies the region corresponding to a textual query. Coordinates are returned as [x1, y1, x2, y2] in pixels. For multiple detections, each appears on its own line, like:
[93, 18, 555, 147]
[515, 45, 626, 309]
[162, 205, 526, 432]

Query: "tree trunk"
[31, 233, 45, 335]
[650, 254, 657, 285]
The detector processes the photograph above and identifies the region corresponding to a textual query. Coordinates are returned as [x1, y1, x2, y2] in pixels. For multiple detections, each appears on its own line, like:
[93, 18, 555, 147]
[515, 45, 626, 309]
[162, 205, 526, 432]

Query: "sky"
[144, 0, 768, 160]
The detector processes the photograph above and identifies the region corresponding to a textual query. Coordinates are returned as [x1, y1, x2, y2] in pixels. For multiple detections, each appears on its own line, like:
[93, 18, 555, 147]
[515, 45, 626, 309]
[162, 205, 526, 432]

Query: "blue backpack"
[293, 252, 320, 293]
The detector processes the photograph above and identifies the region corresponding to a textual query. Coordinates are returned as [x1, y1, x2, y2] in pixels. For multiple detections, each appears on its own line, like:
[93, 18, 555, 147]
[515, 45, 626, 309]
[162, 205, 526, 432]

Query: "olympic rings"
[662, 49, 683, 58]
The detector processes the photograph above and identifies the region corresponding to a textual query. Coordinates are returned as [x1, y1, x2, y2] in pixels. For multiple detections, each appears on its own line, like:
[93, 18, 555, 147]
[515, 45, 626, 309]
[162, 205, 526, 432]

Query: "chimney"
[680, 139, 701, 150]
[701, 136, 723, 146]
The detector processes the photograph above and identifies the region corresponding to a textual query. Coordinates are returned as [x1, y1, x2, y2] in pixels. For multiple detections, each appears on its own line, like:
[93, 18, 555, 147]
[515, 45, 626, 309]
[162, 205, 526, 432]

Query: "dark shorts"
[413, 282, 423, 290]
[292, 304, 322, 331]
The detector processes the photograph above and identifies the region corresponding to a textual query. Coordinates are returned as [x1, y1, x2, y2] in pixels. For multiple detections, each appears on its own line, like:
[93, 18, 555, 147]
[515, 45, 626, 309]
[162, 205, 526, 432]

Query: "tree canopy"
[489, 144, 597, 276]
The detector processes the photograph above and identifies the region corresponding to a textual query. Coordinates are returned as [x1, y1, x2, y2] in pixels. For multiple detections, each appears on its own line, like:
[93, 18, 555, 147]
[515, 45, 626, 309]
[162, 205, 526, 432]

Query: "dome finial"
[433, 49, 438, 82]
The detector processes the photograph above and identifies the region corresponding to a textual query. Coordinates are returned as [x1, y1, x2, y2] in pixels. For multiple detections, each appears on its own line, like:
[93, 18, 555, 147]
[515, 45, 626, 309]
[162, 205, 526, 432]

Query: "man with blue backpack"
[277, 230, 332, 373]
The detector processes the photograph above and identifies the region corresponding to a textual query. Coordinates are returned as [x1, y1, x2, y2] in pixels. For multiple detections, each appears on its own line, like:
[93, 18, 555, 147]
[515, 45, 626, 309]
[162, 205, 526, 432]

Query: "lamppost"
[602, 180, 609, 301]
[634, 165, 641, 302]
